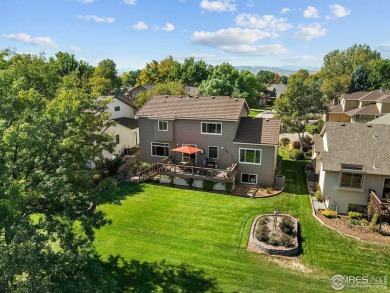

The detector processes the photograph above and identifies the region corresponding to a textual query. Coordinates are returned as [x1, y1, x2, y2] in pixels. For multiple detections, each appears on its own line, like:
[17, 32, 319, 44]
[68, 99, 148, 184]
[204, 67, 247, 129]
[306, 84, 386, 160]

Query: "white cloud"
[192, 28, 275, 47]
[377, 42, 390, 52]
[132, 21, 148, 30]
[200, 0, 236, 12]
[329, 4, 350, 18]
[235, 13, 292, 32]
[123, 0, 136, 5]
[246, 1, 254, 8]
[293, 23, 327, 40]
[69, 45, 82, 53]
[303, 6, 319, 18]
[280, 7, 290, 15]
[221, 44, 288, 55]
[191, 28, 287, 56]
[77, 0, 97, 3]
[77, 15, 115, 23]
[1, 32, 59, 48]
[157, 23, 175, 32]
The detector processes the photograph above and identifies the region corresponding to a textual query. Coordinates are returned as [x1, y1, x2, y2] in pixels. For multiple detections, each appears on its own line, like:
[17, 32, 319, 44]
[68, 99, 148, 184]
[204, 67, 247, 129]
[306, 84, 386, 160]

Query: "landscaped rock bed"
[247, 214, 299, 256]
[317, 212, 390, 245]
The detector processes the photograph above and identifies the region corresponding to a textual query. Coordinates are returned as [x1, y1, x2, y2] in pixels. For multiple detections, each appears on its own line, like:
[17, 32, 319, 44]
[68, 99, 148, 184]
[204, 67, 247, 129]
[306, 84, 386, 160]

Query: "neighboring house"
[185, 86, 199, 96]
[313, 122, 390, 215]
[100, 95, 139, 158]
[126, 84, 154, 99]
[367, 113, 390, 125]
[326, 90, 390, 123]
[258, 84, 287, 106]
[135, 95, 281, 187]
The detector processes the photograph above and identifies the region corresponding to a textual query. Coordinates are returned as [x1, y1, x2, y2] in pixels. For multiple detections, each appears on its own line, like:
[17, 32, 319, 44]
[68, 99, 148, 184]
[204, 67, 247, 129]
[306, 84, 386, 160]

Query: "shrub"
[255, 225, 270, 242]
[104, 157, 125, 177]
[304, 135, 313, 146]
[280, 137, 290, 148]
[314, 189, 323, 202]
[202, 180, 215, 191]
[225, 182, 233, 194]
[185, 177, 194, 187]
[348, 211, 362, 220]
[292, 140, 301, 150]
[350, 219, 360, 226]
[169, 176, 174, 186]
[258, 217, 268, 226]
[321, 209, 338, 218]
[266, 187, 273, 194]
[289, 149, 306, 160]
[91, 173, 102, 183]
[369, 213, 378, 231]
[279, 216, 294, 235]
[281, 234, 294, 247]
[360, 219, 369, 226]
[267, 231, 279, 246]
[139, 162, 151, 171]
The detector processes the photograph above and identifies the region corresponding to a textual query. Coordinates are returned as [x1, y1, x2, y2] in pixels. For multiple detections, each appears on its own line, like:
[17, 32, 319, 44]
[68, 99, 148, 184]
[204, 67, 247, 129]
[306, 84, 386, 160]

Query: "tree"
[120, 70, 141, 87]
[273, 72, 281, 84]
[138, 56, 180, 85]
[281, 75, 288, 84]
[135, 81, 187, 108]
[257, 70, 275, 84]
[349, 65, 369, 93]
[274, 70, 327, 150]
[91, 59, 121, 94]
[368, 59, 390, 90]
[232, 70, 264, 108]
[0, 51, 121, 291]
[320, 44, 381, 100]
[198, 63, 238, 96]
[180, 57, 211, 87]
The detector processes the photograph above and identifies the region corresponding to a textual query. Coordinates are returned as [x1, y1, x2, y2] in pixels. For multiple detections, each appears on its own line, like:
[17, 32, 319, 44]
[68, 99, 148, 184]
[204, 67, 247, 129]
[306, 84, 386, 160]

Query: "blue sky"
[1, 0, 390, 71]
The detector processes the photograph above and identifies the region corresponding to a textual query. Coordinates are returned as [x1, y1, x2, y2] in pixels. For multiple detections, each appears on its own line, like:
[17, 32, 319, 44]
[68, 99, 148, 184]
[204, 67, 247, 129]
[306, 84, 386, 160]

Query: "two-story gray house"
[135, 95, 281, 187]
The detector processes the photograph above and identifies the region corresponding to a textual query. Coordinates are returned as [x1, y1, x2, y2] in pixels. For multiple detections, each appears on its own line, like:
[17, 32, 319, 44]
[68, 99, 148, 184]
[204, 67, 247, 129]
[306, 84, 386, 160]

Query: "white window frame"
[114, 106, 120, 112]
[338, 172, 365, 190]
[239, 148, 262, 165]
[151, 142, 170, 157]
[241, 173, 258, 185]
[158, 120, 168, 131]
[201, 122, 222, 135]
[208, 146, 219, 159]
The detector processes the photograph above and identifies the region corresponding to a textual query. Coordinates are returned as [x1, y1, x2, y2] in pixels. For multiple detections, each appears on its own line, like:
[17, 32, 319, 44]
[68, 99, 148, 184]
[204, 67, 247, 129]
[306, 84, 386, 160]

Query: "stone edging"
[253, 188, 284, 198]
[247, 214, 299, 256]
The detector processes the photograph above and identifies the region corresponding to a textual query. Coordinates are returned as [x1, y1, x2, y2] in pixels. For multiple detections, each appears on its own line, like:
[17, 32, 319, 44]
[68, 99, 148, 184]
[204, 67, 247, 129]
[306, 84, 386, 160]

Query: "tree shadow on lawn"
[98, 182, 145, 206]
[281, 160, 309, 195]
[102, 255, 221, 293]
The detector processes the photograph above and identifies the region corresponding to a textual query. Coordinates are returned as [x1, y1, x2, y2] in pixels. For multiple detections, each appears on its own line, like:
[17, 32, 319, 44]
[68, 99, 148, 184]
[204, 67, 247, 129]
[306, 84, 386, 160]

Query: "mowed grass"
[95, 183, 390, 292]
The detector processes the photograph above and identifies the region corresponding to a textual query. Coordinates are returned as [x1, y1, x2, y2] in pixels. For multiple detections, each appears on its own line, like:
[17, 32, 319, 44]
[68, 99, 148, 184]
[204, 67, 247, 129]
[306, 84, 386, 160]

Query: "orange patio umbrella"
[171, 145, 203, 154]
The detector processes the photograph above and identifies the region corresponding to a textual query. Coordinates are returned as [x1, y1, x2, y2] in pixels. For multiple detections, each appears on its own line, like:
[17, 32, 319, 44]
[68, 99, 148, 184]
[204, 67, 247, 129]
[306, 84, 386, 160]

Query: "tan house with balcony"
[313, 122, 390, 216]
[327, 90, 390, 123]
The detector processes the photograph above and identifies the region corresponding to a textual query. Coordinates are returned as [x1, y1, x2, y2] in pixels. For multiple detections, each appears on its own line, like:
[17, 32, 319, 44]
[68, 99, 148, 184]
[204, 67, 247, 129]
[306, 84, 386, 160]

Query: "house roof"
[136, 95, 248, 121]
[102, 95, 137, 109]
[367, 113, 390, 125]
[233, 117, 281, 145]
[112, 117, 138, 129]
[342, 92, 370, 100]
[321, 122, 390, 175]
[328, 104, 344, 113]
[127, 84, 154, 93]
[341, 90, 390, 102]
[345, 104, 379, 116]
[313, 134, 323, 153]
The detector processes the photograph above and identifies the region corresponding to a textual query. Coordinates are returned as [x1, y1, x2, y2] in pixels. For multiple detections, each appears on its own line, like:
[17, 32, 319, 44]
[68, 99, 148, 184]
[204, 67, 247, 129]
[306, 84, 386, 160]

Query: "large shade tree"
[274, 70, 327, 150]
[0, 50, 121, 291]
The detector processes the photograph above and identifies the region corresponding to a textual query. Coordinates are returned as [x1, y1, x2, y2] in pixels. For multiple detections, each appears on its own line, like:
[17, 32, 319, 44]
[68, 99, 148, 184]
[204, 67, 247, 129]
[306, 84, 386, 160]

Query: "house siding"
[102, 124, 138, 159]
[381, 103, 390, 113]
[152, 120, 174, 142]
[328, 113, 351, 122]
[108, 99, 135, 119]
[321, 170, 388, 214]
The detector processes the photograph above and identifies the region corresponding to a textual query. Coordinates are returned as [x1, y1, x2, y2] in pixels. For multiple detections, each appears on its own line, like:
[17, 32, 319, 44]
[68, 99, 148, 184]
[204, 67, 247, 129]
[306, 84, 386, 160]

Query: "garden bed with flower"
[247, 214, 299, 256]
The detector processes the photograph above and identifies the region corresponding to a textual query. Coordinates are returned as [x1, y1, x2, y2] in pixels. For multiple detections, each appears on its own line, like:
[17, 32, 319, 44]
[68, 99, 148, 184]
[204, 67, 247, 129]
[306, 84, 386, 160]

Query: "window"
[241, 173, 257, 184]
[130, 93, 135, 98]
[158, 120, 168, 131]
[114, 106, 120, 111]
[348, 203, 367, 213]
[339, 173, 363, 189]
[208, 146, 218, 159]
[115, 135, 120, 144]
[201, 122, 222, 135]
[123, 148, 131, 155]
[382, 178, 390, 199]
[239, 148, 261, 164]
[151, 142, 169, 157]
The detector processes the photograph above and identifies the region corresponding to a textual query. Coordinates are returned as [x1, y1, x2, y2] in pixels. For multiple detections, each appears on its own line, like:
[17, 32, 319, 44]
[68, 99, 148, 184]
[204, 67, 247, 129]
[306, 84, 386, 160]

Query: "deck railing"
[368, 190, 390, 218]
[137, 160, 238, 183]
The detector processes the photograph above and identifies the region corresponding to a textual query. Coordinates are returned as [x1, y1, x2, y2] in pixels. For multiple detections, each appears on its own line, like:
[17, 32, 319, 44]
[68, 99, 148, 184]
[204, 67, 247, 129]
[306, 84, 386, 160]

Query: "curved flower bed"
[247, 214, 299, 256]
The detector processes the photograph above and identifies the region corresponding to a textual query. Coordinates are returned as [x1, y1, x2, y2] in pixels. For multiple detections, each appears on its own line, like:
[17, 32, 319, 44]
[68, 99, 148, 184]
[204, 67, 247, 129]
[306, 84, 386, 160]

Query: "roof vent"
[195, 96, 199, 98]
[234, 98, 238, 101]
[341, 123, 346, 126]
[211, 96, 215, 99]
[165, 95, 168, 98]
[367, 124, 372, 128]
[266, 118, 269, 121]
[179, 96, 182, 98]
[373, 165, 378, 169]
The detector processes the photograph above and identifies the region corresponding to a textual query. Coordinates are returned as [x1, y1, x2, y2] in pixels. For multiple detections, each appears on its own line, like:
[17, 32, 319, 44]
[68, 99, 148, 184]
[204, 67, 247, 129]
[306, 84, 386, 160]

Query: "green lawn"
[94, 159, 390, 292]
[248, 110, 262, 117]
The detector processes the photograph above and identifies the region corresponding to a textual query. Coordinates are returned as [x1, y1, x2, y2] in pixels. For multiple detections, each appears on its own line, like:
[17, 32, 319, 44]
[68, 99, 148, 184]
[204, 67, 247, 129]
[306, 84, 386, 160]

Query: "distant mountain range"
[234, 65, 320, 76]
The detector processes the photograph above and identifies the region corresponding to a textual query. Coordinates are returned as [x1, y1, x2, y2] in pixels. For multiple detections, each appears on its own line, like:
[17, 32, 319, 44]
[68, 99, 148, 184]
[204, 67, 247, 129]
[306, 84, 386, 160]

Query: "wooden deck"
[368, 190, 390, 219]
[137, 158, 237, 183]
